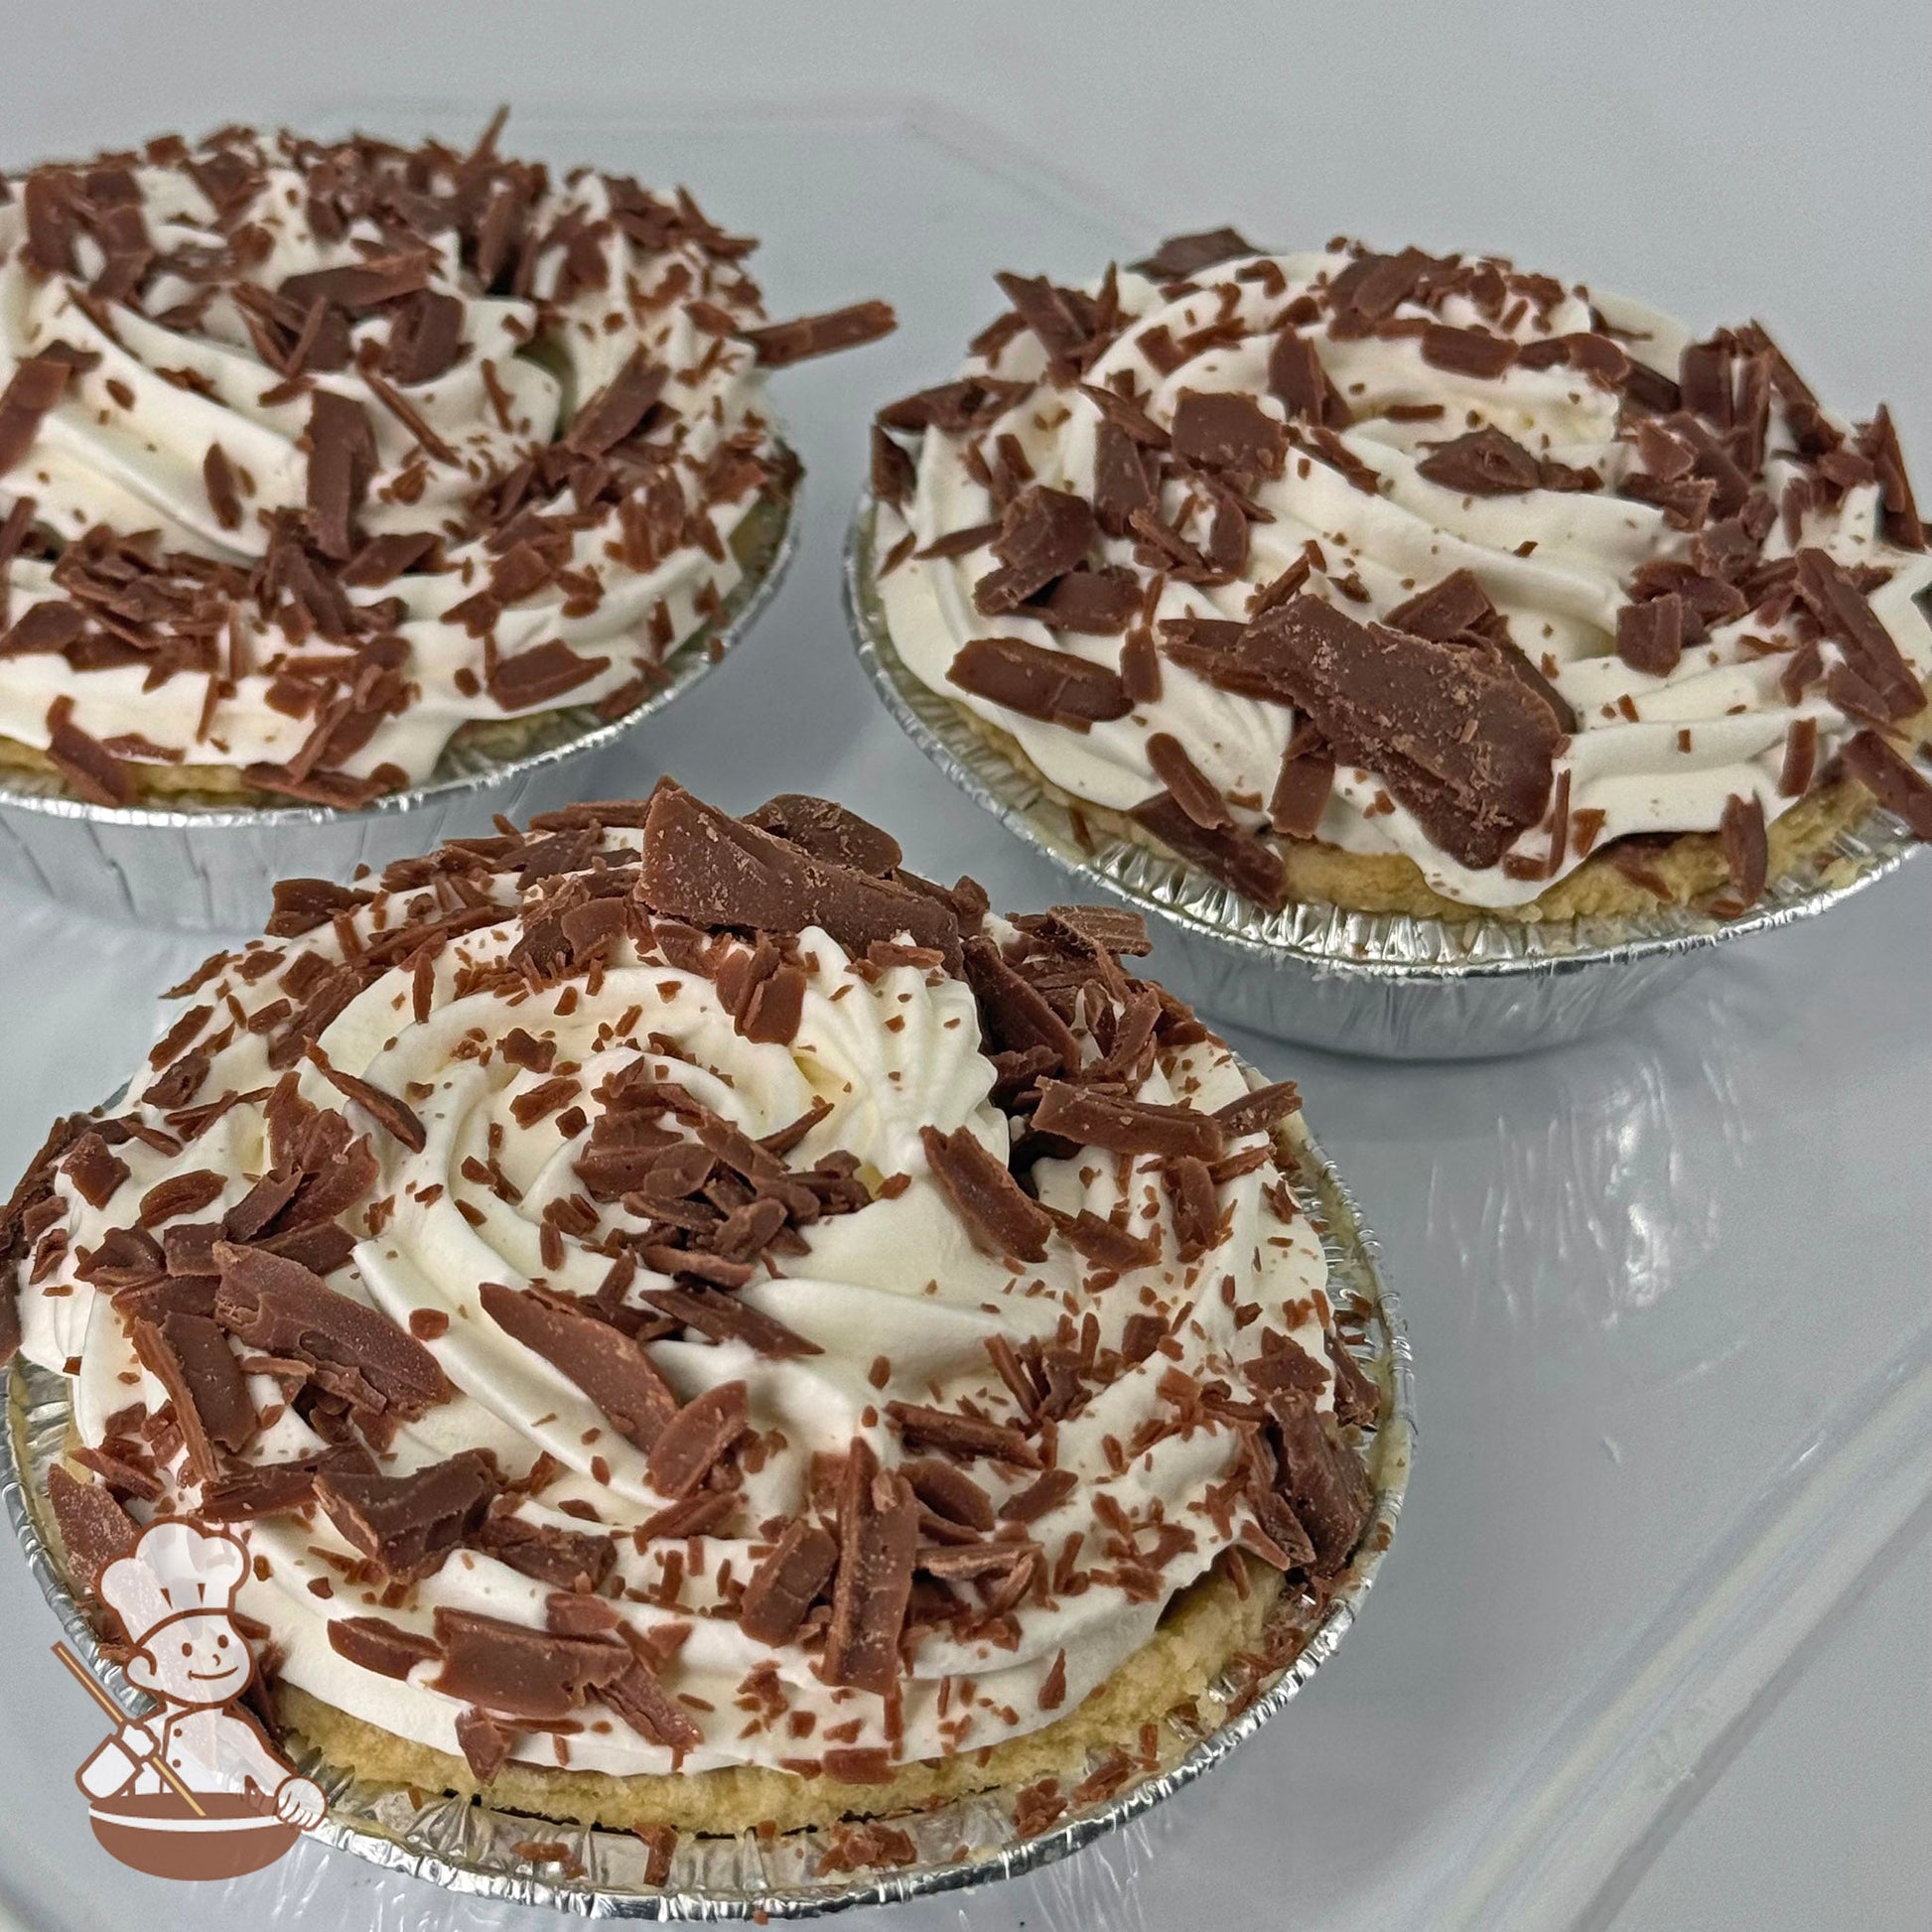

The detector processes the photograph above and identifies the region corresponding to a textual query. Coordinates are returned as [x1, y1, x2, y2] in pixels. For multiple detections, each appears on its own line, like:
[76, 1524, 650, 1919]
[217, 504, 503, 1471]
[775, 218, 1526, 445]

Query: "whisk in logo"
[61, 1520, 324, 1880]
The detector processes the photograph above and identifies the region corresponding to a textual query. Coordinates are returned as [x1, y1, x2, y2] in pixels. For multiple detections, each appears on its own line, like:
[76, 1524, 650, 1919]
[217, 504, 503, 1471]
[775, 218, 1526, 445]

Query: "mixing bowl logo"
[63, 1520, 324, 1880]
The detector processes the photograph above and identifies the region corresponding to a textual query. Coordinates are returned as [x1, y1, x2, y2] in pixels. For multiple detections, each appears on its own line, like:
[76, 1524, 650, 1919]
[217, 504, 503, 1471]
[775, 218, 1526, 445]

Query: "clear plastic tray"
[0, 98, 1925, 1932]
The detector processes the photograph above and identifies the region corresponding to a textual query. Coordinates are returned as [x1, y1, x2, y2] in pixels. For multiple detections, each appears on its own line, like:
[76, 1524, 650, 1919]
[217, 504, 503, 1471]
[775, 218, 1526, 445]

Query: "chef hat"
[99, 1521, 248, 1645]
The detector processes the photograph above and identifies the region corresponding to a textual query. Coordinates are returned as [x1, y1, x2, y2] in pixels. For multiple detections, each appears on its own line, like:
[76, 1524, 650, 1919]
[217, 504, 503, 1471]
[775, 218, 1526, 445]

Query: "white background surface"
[0, 7, 1927, 1929]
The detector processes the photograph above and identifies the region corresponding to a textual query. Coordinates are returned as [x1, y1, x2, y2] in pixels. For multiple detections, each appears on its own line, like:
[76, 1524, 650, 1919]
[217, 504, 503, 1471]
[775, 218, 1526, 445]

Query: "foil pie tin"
[844, 498, 1928, 1060]
[0, 470, 801, 936]
[2, 1100, 1412, 1920]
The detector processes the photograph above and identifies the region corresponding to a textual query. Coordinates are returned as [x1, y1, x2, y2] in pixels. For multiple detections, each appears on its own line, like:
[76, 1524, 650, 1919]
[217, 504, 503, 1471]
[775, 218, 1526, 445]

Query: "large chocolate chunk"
[213, 1242, 449, 1423]
[639, 784, 960, 965]
[1236, 595, 1562, 870]
[480, 1282, 679, 1450]
[315, 1449, 499, 1580]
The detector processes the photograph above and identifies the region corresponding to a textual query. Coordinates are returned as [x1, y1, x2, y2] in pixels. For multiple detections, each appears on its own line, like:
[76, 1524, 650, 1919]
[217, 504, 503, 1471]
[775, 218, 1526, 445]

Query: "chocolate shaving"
[1268, 330, 1350, 426]
[487, 638, 612, 710]
[328, 1615, 443, 1680]
[603, 1626, 705, 1750]
[316, 1449, 499, 1580]
[1031, 1080, 1225, 1162]
[212, 1241, 449, 1424]
[1145, 732, 1230, 829]
[1171, 389, 1287, 478]
[480, 1281, 679, 1449]
[45, 698, 133, 806]
[974, 486, 1097, 616]
[432, 1606, 630, 1722]
[0, 354, 73, 476]
[1129, 229, 1257, 280]
[947, 636, 1132, 731]
[638, 782, 959, 965]
[475, 1513, 618, 1591]
[1235, 595, 1562, 870]
[1842, 731, 1932, 839]
[820, 1441, 919, 1693]
[886, 1402, 1040, 1466]
[1133, 791, 1287, 908]
[739, 1516, 839, 1645]
[1215, 1080, 1301, 1137]
[1415, 427, 1544, 495]
[645, 1379, 747, 1498]
[1616, 594, 1685, 676]
[454, 1708, 511, 1784]
[1859, 407, 1925, 551]
[744, 300, 896, 367]
[307, 1052, 426, 1152]
[1265, 1387, 1371, 1573]
[1794, 549, 1922, 722]
[382, 290, 466, 386]
[745, 793, 901, 875]
[918, 1124, 1052, 1262]
[304, 390, 377, 560]
[130, 1311, 256, 1481]
[564, 349, 667, 456]
[639, 1284, 821, 1359]
[47, 1463, 138, 1587]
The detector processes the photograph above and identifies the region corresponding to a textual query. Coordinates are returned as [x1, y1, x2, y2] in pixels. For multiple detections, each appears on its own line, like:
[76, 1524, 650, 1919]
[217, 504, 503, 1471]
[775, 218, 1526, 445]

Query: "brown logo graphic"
[61, 1520, 323, 1879]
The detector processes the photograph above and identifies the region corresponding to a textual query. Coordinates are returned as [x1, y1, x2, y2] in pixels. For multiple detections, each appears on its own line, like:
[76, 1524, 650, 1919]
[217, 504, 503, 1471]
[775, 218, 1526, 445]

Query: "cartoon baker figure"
[74, 1520, 324, 1831]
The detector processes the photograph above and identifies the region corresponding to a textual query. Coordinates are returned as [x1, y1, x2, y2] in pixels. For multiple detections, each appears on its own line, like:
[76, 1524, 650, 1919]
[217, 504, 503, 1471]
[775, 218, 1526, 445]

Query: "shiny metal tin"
[844, 498, 1927, 1060]
[3, 1103, 1411, 1920]
[0, 474, 801, 935]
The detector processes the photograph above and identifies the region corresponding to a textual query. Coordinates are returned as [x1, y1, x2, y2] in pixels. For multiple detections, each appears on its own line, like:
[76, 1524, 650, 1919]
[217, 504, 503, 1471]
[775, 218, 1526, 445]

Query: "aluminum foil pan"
[2, 1101, 1412, 1920]
[844, 497, 1928, 1060]
[0, 469, 801, 935]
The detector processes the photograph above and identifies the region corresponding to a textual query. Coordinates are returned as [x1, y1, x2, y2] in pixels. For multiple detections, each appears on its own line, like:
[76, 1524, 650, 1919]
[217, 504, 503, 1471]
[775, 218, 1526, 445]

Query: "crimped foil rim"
[843, 495, 1927, 985]
[0, 453, 802, 833]
[1, 1094, 1412, 1919]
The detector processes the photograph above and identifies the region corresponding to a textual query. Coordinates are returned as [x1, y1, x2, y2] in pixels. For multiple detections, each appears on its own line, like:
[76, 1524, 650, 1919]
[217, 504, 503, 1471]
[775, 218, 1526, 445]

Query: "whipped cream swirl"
[874, 238, 1932, 908]
[0, 127, 886, 802]
[7, 791, 1365, 1785]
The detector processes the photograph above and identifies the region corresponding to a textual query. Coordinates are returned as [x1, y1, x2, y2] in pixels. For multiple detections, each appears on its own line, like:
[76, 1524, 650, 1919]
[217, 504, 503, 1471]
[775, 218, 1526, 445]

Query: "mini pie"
[865, 230, 1932, 922]
[3, 783, 1380, 1842]
[0, 121, 892, 810]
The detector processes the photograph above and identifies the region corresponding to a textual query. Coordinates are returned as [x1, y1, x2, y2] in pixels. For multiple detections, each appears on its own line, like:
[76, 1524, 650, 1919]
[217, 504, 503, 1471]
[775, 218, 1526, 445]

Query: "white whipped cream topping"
[0, 133, 787, 786]
[877, 248, 1932, 907]
[17, 836, 1337, 1779]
